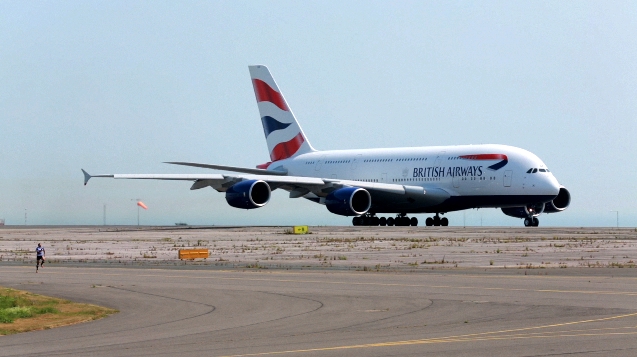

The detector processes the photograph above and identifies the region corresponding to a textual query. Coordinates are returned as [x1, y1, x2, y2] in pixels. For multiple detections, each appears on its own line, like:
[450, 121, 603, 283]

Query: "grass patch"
[0, 287, 117, 335]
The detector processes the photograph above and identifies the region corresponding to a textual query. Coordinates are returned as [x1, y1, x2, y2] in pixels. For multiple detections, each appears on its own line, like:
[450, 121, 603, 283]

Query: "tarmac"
[1, 226, 637, 356]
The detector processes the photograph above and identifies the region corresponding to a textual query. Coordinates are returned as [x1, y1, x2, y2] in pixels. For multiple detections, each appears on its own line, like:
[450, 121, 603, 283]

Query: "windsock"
[137, 201, 148, 210]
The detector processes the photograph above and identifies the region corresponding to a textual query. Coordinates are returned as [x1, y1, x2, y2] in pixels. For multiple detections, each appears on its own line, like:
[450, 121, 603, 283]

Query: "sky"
[1, 1, 636, 227]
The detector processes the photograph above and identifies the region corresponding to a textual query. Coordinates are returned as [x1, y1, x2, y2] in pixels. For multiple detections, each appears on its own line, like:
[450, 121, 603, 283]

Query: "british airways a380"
[83, 65, 571, 227]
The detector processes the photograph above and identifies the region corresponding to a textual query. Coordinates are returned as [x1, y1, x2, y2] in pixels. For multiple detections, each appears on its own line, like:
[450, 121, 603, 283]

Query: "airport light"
[610, 210, 619, 228]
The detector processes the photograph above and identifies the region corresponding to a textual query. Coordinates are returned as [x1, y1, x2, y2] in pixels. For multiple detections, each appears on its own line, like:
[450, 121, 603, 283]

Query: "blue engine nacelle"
[544, 186, 571, 213]
[225, 180, 271, 209]
[325, 187, 371, 216]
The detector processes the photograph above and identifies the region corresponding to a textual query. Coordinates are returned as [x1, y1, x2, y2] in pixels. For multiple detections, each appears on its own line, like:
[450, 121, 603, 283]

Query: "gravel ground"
[1, 226, 636, 271]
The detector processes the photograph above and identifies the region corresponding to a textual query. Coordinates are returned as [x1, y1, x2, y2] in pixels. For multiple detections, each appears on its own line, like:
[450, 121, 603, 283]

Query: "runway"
[2, 266, 637, 356]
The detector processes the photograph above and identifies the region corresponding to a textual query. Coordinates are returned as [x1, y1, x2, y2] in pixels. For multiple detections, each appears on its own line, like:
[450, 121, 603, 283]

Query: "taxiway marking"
[217, 313, 637, 356]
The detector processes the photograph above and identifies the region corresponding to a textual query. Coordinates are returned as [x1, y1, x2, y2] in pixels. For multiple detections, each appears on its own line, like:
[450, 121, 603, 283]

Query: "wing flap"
[165, 161, 287, 176]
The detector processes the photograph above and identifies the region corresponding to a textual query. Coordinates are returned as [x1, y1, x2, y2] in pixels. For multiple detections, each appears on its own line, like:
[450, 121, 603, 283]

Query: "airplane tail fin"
[249, 65, 315, 162]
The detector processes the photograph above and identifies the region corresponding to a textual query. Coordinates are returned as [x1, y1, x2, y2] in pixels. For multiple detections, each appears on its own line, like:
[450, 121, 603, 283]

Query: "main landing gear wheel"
[352, 214, 419, 227]
[425, 214, 448, 227]
[352, 213, 381, 226]
[393, 214, 416, 226]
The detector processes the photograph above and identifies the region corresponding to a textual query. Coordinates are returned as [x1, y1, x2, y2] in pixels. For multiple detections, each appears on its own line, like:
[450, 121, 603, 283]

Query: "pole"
[103, 204, 106, 226]
[131, 199, 141, 227]
[610, 210, 619, 228]
[24, 209, 27, 226]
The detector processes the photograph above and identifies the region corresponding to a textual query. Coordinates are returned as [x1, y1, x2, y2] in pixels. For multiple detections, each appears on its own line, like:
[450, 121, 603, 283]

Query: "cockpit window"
[532, 168, 538, 173]
[539, 169, 546, 172]
[526, 168, 533, 173]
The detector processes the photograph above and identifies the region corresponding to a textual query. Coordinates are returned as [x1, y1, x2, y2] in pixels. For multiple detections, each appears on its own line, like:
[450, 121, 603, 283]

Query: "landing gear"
[390, 213, 416, 226]
[352, 213, 418, 226]
[524, 217, 540, 227]
[425, 213, 448, 226]
[352, 213, 380, 226]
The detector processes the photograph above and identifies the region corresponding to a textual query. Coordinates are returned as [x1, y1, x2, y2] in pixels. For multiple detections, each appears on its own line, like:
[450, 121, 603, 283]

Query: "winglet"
[82, 169, 91, 186]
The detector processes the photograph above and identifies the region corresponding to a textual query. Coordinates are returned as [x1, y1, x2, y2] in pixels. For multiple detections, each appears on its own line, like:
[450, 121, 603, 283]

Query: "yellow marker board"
[179, 249, 209, 260]
[293, 226, 309, 234]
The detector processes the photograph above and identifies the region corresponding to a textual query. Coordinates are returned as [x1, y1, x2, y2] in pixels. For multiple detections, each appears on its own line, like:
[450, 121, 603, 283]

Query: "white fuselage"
[267, 144, 560, 214]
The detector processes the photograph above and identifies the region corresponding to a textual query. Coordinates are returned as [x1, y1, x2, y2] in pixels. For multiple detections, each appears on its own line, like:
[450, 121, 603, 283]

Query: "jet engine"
[544, 186, 571, 213]
[501, 203, 545, 219]
[325, 187, 371, 216]
[225, 180, 271, 209]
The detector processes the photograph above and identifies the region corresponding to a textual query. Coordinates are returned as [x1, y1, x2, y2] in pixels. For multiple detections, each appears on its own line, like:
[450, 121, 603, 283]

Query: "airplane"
[82, 65, 571, 227]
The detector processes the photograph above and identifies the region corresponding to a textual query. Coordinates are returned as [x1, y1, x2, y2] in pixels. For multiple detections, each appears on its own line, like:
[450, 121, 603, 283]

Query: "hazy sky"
[1, 1, 636, 227]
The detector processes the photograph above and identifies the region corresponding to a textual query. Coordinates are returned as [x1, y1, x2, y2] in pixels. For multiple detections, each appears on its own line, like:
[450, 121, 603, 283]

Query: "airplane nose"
[544, 175, 561, 196]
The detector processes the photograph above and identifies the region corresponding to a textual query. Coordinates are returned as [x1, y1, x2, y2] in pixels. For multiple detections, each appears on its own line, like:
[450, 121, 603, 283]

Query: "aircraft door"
[453, 174, 460, 188]
[504, 170, 512, 187]
[381, 173, 387, 183]
[434, 151, 446, 166]
[351, 154, 362, 170]
[315, 156, 325, 171]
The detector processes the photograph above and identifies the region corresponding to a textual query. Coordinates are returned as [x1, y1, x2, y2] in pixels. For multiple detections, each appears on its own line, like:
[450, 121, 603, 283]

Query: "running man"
[36, 243, 45, 272]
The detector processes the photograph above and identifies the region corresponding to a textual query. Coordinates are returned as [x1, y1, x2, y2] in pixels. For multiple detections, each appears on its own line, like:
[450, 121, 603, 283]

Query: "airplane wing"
[82, 168, 450, 205]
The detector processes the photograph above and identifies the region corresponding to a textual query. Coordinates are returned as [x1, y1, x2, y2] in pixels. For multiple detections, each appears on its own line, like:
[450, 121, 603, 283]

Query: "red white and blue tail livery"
[82, 65, 571, 227]
[250, 65, 315, 163]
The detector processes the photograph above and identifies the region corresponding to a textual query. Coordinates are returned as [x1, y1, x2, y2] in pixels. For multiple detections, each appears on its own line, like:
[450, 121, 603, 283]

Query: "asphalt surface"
[2, 265, 637, 357]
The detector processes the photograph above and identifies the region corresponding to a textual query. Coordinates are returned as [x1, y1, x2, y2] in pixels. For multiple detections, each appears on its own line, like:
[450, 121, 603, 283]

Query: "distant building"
[0, 219, 4, 226]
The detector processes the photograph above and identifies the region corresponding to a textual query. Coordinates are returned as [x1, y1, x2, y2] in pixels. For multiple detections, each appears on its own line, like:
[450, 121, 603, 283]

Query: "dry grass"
[0, 287, 117, 335]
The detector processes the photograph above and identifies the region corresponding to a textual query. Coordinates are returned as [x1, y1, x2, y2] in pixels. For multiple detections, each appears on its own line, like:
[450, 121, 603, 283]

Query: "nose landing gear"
[524, 217, 539, 227]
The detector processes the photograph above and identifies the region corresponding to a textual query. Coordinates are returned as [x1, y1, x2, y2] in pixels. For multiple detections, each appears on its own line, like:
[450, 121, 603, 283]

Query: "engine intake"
[544, 186, 571, 213]
[325, 187, 371, 216]
[501, 203, 545, 219]
[225, 180, 271, 209]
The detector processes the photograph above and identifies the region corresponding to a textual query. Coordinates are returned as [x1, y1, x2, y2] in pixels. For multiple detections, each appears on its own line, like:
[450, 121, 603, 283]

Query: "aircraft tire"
[426, 217, 433, 226]
[353, 217, 361, 226]
[532, 217, 539, 226]
[372, 217, 380, 226]
[441, 217, 449, 226]
[410, 217, 418, 226]
[379, 217, 387, 226]
[387, 217, 395, 226]
[433, 216, 441, 226]
[524, 218, 531, 227]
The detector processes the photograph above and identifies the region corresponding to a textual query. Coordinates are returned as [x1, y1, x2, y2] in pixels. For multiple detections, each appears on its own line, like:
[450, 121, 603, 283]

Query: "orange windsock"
[137, 201, 148, 210]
